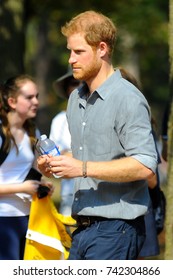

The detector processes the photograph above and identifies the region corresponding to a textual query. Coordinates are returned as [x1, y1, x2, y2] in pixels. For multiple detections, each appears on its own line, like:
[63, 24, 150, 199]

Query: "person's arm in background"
[147, 173, 157, 189]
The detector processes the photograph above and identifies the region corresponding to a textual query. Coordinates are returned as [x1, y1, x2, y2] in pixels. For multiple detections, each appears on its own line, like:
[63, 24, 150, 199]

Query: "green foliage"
[0, 0, 169, 133]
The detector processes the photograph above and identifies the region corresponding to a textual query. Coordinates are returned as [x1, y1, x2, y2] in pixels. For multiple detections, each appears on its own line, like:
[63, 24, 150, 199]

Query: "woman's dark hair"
[0, 75, 37, 154]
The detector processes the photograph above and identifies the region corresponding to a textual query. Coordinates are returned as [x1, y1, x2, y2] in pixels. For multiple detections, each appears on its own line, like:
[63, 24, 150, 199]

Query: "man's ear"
[98, 41, 108, 58]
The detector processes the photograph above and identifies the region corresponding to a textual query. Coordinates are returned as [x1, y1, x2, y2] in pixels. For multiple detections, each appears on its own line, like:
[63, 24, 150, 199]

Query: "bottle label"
[44, 147, 60, 156]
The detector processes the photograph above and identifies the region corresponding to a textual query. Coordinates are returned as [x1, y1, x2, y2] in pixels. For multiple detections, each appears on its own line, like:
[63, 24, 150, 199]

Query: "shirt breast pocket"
[87, 124, 112, 157]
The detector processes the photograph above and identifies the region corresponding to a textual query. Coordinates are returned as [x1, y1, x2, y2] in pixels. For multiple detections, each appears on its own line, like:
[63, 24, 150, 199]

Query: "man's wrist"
[82, 161, 87, 178]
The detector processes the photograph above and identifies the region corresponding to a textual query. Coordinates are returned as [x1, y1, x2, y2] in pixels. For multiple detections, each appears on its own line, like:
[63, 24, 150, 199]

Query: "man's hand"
[37, 155, 53, 178]
[45, 155, 83, 178]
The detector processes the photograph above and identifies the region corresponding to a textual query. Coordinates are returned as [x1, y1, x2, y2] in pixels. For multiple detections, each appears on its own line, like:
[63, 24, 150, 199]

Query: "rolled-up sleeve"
[118, 92, 158, 173]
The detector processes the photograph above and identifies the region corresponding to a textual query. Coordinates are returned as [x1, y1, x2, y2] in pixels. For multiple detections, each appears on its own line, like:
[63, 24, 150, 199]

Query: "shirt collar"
[78, 69, 122, 101]
[97, 69, 122, 100]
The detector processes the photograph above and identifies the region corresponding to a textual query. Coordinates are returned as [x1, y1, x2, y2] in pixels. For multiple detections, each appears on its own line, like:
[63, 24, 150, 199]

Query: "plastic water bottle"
[37, 134, 61, 178]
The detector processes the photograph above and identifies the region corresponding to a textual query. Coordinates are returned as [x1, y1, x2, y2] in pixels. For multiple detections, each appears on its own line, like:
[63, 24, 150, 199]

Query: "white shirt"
[49, 111, 71, 152]
[0, 133, 35, 216]
[49, 110, 74, 216]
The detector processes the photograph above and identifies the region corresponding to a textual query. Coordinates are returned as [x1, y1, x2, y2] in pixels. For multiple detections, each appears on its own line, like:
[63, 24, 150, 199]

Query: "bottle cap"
[40, 134, 47, 141]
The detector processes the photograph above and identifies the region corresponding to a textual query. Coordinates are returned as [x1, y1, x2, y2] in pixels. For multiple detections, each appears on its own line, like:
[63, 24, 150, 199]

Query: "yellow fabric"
[24, 194, 76, 260]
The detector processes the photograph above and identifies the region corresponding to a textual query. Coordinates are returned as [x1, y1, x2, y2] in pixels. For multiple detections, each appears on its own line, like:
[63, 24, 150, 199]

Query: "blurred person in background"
[0, 75, 53, 260]
[118, 67, 160, 259]
[49, 67, 81, 215]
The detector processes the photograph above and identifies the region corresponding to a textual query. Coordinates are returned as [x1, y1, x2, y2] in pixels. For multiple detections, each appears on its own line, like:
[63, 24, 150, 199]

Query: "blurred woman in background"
[0, 75, 53, 260]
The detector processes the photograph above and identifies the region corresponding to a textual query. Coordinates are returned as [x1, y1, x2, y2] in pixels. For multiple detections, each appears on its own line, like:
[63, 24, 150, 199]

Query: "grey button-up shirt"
[67, 70, 158, 219]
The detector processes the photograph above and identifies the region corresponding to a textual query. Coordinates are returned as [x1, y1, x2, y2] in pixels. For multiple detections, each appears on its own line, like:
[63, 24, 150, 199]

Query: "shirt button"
[79, 146, 83, 150]
[82, 122, 86, 126]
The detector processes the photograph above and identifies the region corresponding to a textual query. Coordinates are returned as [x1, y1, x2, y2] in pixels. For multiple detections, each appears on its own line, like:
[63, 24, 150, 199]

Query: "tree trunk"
[164, 0, 173, 260]
[0, 0, 26, 80]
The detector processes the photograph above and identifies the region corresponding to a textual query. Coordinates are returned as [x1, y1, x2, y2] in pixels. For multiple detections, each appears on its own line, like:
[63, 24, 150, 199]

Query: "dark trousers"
[68, 216, 145, 260]
[0, 216, 29, 260]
